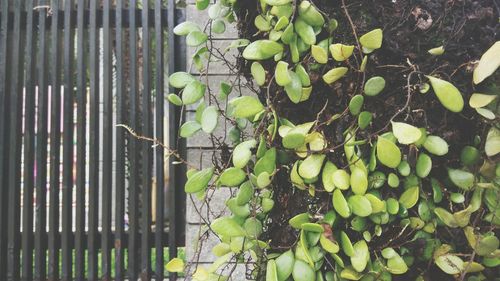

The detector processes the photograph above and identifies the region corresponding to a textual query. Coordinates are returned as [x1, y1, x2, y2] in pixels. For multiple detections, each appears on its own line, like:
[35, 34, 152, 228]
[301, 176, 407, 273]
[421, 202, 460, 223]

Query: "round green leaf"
[399, 186, 419, 209]
[322, 161, 337, 192]
[295, 64, 311, 86]
[166, 258, 184, 273]
[254, 15, 272, 31]
[298, 154, 326, 180]
[311, 45, 328, 64]
[212, 19, 226, 34]
[359, 28, 383, 49]
[173, 21, 200, 35]
[348, 95, 364, 116]
[298, 1, 325, 27]
[167, 93, 183, 106]
[469, 93, 497, 108]
[169, 71, 195, 88]
[423, 135, 449, 156]
[242, 40, 284, 60]
[210, 217, 246, 237]
[292, 260, 315, 281]
[284, 71, 303, 103]
[219, 167, 247, 187]
[377, 137, 402, 168]
[357, 111, 372, 129]
[348, 195, 373, 217]
[201, 106, 219, 133]
[476, 235, 500, 256]
[184, 167, 214, 193]
[322, 67, 348, 84]
[274, 16, 289, 31]
[333, 190, 351, 218]
[426, 76, 464, 112]
[435, 255, 464, 275]
[485, 127, 500, 157]
[251, 62, 266, 86]
[364, 76, 386, 96]
[350, 167, 368, 195]
[332, 169, 350, 190]
[275, 61, 292, 86]
[388, 173, 400, 188]
[233, 139, 257, 168]
[448, 169, 474, 190]
[186, 30, 208, 47]
[301, 223, 324, 233]
[351, 240, 369, 272]
[387, 255, 408, 274]
[416, 153, 432, 178]
[391, 121, 422, 145]
[236, 181, 253, 205]
[275, 250, 294, 280]
[450, 193, 465, 204]
[180, 121, 202, 138]
[229, 96, 264, 119]
[329, 43, 354, 61]
[182, 80, 206, 105]
[387, 198, 399, 215]
[294, 18, 316, 45]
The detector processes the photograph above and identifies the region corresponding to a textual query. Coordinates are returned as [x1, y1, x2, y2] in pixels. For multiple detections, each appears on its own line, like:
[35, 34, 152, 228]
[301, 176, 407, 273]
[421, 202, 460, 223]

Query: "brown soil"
[234, 0, 499, 280]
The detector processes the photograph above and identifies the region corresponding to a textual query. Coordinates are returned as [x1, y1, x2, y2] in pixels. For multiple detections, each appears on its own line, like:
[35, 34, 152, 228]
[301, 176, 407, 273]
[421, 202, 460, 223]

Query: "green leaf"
[284, 71, 303, 103]
[173, 21, 200, 35]
[186, 30, 208, 47]
[428, 46, 445, 56]
[322, 161, 337, 192]
[184, 168, 214, 193]
[323, 67, 348, 84]
[292, 260, 315, 281]
[233, 139, 257, 168]
[212, 19, 226, 34]
[364, 76, 386, 96]
[469, 93, 498, 108]
[266, 260, 278, 281]
[333, 190, 351, 218]
[201, 106, 219, 133]
[332, 169, 350, 190]
[357, 111, 372, 129]
[298, 154, 326, 180]
[376, 137, 401, 168]
[348, 95, 364, 116]
[434, 207, 458, 228]
[416, 153, 432, 178]
[350, 167, 368, 195]
[242, 40, 284, 60]
[311, 45, 328, 64]
[210, 217, 246, 237]
[351, 240, 369, 272]
[435, 255, 464, 275]
[359, 28, 383, 49]
[180, 121, 202, 138]
[236, 181, 253, 205]
[251, 62, 266, 86]
[426, 76, 464, 113]
[166, 258, 185, 273]
[182, 80, 206, 105]
[329, 43, 354, 61]
[399, 186, 419, 209]
[365, 193, 385, 213]
[476, 108, 495, 120]
[295, 64, 311, 86]
[391, 121, 422, 145]
[340, 267, 363, 280]
[275, 250, 294, 281]
[274, 16, 289, 31]
[448, 169, 474, 190]
[265, 0, 292, 5]
[485, 127, 500, 157]
[255, 15, 272, 32]
[387, 255, 408, 274]
[167, 94, 183, 106]
[476, 235, 499, 256]
[169, 71, 195, 88]
[348, 195, 373, 217]
[340, 231, 355, 257]
[473, 41, 500, 84]
[289, 213, 310, 229]
[294, 18, 316, 45]
[254, 148, 276, 176]
[386, 198, 399, 215]
[301, 223, 324, 233]
[275, 61, 292, 86]
[283, 131, 306, 149]
[218, 167, 246, 187]
[298, 1, 325, 27]
[423, 135, 449, 156]
[229, 96, 264, 119]
[195, 0, 209, 10]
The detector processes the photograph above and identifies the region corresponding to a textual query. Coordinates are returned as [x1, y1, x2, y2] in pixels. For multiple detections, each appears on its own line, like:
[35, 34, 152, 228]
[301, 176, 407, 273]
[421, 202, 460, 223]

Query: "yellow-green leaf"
[311, 45, 328, 64]
[275, 61, 292, 86]
[242, 40, 284, 60]
[251, 62, 266, 86]
[166, 258, 185, 273]
[428, 46, 445, 56]
[399, 186, 419, 209]
[376, 137, 401, 168]
[426, 76, 464, 112]
[322, 67, 348, 84]
[391, 121, 422, 145]
[359, 28, 383, 50]
[473, 41, 500, 84]
[469, 93, 497, 108]
[329, 43, 354, 61]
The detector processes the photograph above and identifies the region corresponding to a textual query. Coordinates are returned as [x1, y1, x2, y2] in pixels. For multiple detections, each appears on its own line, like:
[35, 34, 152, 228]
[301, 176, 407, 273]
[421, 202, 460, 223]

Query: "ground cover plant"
[165, 0, 500, 280]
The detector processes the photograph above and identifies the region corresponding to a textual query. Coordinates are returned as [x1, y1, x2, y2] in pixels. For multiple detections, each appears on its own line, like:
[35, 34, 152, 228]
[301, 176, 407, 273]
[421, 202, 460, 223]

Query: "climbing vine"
[164, 0, 500, 280]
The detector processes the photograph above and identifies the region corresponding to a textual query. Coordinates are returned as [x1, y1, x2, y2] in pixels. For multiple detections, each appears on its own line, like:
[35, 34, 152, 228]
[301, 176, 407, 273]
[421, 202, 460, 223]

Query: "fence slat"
[35, 3, 50, 279]
[74, 0, 85, 279]
[62, 1, 75, 280]
[114, 0, 126, 279]
[88, 0, 100, 278]
[48, 0, 62, 279]
[6, 1, 24, 280]
[0, 0, 10, 279]
[141, 0, 152, 279]
[128, 0, 140, 278]
[154, 0, 165, 279]
[21, 1, 36, 279]
[102, 0, 113, 279]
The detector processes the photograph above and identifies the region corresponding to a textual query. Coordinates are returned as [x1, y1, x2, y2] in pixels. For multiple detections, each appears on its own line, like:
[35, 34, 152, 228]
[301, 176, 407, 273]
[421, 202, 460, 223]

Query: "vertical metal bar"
[0, 1, 9, 279]
[102, 0, 113, 279]
[167, 0, 179, 279]
[73, 0, 85, 279]
[128, 0, 140, 279]
[6, 1, 24, 280]
[154, 0, 165, 279]
[48, 1, 62, 280]
[114, 0, 126, 279]
[35, 3, 49, 279]
[88, 0, 100, 278]
[21, 1, 36, 280]
[62, 0, 75, 280]
[141, 0, 152, 279]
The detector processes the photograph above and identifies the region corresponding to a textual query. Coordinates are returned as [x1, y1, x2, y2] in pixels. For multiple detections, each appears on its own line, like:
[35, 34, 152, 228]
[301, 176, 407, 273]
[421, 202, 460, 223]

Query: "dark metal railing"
[0, 0, 185, 280]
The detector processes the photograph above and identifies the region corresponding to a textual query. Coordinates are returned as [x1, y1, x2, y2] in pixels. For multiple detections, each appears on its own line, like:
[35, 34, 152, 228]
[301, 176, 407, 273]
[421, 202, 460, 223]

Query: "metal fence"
[0, 0, 185, 280]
